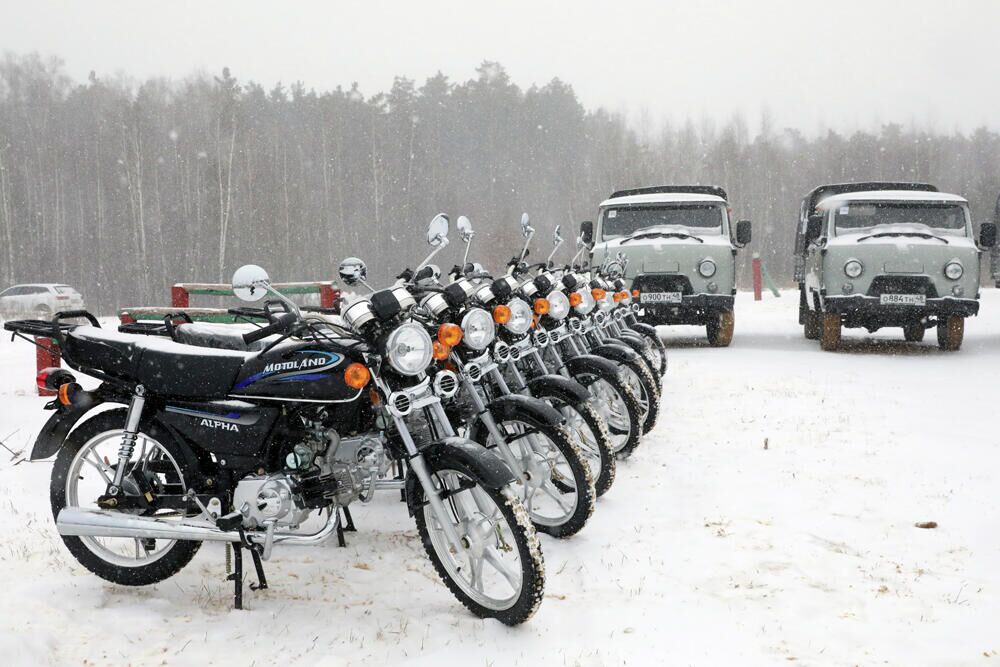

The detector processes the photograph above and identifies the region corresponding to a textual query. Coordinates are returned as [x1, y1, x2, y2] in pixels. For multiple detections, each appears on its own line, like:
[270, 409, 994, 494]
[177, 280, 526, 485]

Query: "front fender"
[405, 437, 516, 515]
[615, 332, 651, 356]
[564, 353, 620, 379]
[591, 342, 641, 366]
[526, 374, 589, 406]
[628, 322, 659, 340]
[30, 394, 110, 460]
[467, 393, 565, 445]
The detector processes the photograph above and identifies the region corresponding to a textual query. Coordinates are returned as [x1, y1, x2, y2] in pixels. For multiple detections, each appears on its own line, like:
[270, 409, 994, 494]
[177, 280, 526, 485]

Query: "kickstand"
[227, 542, 244, 610]
[248, 545, 268, 592]
[336, 506, 357, 548]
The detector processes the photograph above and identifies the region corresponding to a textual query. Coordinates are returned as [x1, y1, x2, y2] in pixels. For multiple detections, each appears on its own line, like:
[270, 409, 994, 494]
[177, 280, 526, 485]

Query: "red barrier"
[35, 337, 61, 397]
[319, 284, 338, 310]
[752, 253, 763, 301]
[171, 285, 190, 309]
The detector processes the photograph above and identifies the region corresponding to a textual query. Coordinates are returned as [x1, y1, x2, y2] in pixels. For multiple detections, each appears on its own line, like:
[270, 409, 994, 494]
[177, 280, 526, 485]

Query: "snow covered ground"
[2, 291, 999, 666]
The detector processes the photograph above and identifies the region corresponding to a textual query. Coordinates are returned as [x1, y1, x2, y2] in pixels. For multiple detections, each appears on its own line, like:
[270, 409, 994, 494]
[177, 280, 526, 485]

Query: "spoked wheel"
[481, 419, 594, 537]
[620, 360, 660, 434]
[629, 323, 668, 375]
[557, 401, 616, 497]
[576, 371, 643, 458]
[50, 410, 200, 585]
[413, 469, 545, 625]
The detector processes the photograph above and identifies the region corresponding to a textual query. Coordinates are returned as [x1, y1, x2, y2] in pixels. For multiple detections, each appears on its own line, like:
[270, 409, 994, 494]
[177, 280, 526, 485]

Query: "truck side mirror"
[580, 220, 594, 247]
[736, 220, 752, 246]
[805, 215, 824, 244]
[980, 222, 997, 248]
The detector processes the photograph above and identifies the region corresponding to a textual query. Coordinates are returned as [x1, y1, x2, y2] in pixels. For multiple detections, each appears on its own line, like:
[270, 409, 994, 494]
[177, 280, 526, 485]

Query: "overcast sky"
[3, 0, 998, 135]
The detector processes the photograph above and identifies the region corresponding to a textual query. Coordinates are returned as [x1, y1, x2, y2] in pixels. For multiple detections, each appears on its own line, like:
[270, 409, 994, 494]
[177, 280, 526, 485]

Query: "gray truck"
[795, 182, 997, 351]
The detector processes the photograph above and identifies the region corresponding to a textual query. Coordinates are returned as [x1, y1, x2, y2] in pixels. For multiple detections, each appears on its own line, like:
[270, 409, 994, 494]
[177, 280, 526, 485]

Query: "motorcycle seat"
[64, 326, 252, 398]
[172, 322, 275, 352]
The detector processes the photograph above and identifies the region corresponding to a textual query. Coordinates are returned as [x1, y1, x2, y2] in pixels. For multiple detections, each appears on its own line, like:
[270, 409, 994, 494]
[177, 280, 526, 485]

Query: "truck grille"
[866, 276, 938, 298]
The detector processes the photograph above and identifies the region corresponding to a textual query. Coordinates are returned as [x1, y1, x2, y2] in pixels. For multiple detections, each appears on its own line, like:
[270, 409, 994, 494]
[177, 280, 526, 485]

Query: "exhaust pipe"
[56, 507, 341, 547]
[57, 507, 241, 543]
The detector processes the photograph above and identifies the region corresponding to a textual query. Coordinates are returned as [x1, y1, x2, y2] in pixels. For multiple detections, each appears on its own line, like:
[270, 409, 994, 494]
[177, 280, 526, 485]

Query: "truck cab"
[795, 182, 996, 351]
[584, 185, 751, 346]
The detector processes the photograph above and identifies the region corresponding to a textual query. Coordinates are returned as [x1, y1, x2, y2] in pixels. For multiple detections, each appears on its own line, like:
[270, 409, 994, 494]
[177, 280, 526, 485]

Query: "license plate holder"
[640, 292, 682, 304]
[879, 293, 926, 306]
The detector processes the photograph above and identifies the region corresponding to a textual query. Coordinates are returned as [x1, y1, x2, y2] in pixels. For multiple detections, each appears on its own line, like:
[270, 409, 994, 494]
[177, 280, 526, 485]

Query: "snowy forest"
[1, 52, 999, 313]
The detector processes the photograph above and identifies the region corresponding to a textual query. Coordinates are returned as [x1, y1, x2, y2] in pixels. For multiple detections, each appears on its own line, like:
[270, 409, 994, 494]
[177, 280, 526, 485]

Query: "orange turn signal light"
[533, 298, 550, 315]
[57, 382, 76, 406]
[632, 289, 640, 298]
[569, 292, 583, 307]
[493, 305, 511, 324]
[437, 323, 463, 346]
[344, 362, 371, 389]
[432, 341, 451, 361]
[591, 288, 606, 301]
[612, 291, 624, 302]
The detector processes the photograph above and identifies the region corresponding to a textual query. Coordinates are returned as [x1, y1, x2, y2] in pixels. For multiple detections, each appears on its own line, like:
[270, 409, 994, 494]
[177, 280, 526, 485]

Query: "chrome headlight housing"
[844, 259, 864, 279]
[597, 294, 614, 311]
[944, 261, 963, 280]
[384, 323, 433, 376]
[547, 291, 570, 320]
[575, 289, 596, 315]
[698, 259, 717, 278]
[460, 307, 495, 350]
[505, 298, 533, 335]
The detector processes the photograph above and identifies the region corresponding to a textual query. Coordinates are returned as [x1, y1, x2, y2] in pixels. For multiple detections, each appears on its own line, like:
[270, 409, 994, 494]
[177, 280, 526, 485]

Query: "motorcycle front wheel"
[572, 369, 643, 459]
[412, 469, 545, 625]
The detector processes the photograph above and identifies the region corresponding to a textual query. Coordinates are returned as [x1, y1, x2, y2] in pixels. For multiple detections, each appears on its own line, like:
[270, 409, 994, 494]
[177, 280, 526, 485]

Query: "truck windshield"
[602, 204, 724, 239]
[833, 203, 968, 234]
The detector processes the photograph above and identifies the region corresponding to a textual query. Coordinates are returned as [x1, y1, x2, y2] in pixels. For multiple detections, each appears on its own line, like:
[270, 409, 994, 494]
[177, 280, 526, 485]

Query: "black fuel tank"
[230, 340, 364, 402]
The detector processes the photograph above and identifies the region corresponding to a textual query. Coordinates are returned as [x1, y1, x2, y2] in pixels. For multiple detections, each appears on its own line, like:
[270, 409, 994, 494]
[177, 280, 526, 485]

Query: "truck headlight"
[944, 262, 963, 280]
[844, 260, 863, 279]
[698, 259, 717, 278]
[460, 308, 495, 350]
[385, 324, 433, 376]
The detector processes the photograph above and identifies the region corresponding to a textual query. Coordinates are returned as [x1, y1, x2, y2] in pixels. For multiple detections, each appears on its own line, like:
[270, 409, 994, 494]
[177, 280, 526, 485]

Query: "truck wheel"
[937, 316, 964, 351]
[803, 311, 821, 340]
[903, 323, 925, 342]
[706, 311, 734, 347]
[819, 313, 841, 351]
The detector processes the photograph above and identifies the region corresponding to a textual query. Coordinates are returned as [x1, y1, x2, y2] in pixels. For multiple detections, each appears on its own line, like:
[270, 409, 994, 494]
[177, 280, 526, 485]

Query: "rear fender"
[405, 437, 516, 515]
[30, 393, 112, 460]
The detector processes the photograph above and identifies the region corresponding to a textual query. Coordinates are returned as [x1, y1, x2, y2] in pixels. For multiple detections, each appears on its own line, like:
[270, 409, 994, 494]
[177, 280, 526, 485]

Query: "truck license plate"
[640, 292, 682, 304]
[879, 293, 926, 306]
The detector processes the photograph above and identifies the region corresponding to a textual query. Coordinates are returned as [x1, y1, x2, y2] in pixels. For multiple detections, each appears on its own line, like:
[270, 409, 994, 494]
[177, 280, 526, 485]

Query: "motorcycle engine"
[324, 432, 388, 504]
[232, 473, 311, 529]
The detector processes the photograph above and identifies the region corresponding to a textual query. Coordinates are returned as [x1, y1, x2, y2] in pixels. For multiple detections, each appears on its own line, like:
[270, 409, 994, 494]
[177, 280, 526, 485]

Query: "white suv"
[0, 284, 85, 320]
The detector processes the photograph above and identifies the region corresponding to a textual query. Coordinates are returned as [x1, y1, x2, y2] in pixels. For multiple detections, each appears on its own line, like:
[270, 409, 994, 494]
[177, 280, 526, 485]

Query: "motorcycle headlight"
[384, 323, 433, 376]
[944, 262, 963, 280]
[547, 291, 570, 320]
[505, 298, 533, 335]
[844, 259, 864, 279]
[597, 294, 614, 311]
[575, 289, 596, 315]
[460, 308, 495, 350]
[698, 259, 717, 278]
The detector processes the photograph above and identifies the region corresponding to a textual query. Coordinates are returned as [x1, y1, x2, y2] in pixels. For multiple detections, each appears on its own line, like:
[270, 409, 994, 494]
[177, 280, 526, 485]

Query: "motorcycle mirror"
[520, 212, 532, 238]
[338, 257, 368, 286]
[231, 264, 271, 302]
[427, 213, 450, 247]
[457, 215, 473, 241]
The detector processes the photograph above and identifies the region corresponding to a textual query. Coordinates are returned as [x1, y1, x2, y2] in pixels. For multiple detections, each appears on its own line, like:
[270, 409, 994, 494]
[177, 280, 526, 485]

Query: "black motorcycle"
[4, 257, 544, 625]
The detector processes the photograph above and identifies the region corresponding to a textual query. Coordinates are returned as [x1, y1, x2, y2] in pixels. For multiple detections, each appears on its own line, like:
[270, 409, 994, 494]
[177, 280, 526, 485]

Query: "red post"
[752, 253, 763, 302]
[35, 337, 61, 397]
[171, 285, 189, 308]
[319, 283, 341, 312]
